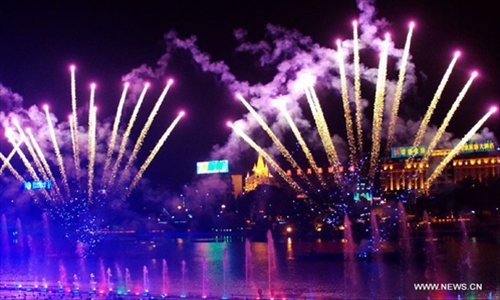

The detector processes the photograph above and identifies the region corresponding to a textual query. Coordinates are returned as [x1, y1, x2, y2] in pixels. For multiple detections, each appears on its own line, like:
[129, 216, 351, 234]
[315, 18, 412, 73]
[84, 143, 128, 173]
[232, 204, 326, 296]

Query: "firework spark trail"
[44, 105, 70, 196]
[5, 130, 41, 182]
[308, 87, 341, 170]
[129, 112, 184, 193]
[0, 140, 22, 175]
[369, 33, 391, 178]
[0, 151, 25, 182]
[88, 84, 97, 201]
[228, 122, 304, 194]
[103, 83, 129, 182]
[426, 107, 497, 187]
[6, 133, 51, 201]
[303, 88, 341, 184]
[412, 51, 461, 148]
[352, 20, 364, 153]
[336, 39, 357, 163]
[236, 93, 313, 187]
[278, 102, 326, 186]
[421, 72, 478, 166]
[26, 128, 63, 198]
[109, 83, 150, 186]
[12, 120, 48, 180]
[0, 150, 40, 201]
[69, 114, 77, 175]
[121, 79, 174, 180]
[386, 22, 415, 151]
[70, 65, 81, 178]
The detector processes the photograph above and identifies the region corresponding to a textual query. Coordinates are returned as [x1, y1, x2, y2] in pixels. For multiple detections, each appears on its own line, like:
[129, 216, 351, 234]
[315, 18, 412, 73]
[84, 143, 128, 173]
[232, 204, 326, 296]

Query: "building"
[275, 140, 499, 194]
[231, 174, 243, 198]
[380, 140, 500, 192]
[244, 155, 280, 192]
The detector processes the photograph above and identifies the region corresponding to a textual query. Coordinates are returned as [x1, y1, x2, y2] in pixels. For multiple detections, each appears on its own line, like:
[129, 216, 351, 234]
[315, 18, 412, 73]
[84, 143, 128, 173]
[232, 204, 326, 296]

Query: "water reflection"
[0, 235, 498, 299]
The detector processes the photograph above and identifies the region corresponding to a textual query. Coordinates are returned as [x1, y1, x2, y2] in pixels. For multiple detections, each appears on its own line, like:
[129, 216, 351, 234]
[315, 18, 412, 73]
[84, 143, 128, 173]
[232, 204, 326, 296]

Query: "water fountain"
[15, 218, 24, 253]
[343, 215, 359, 299]
[72, 274, 79, 291]
[162, 259, 169, 296]
[222, 247, 229, 299]
[459, 215, 471, 269]
[0, 209, 497, 299]
[423, 211, 437, 281]
[58, 259, 68, 289]
[106, 267, 113, 291]
[89, 273, 97, 291]
[26, 235, 34, 254]
[266, 229, 277, 299]
[1, 214, 10, 255]
[245, 238, 253, 288]
[180, 260, 186, 297]
[124, 268, 131, 293]
[343, 215, 356, 259]
[201, 256, 207, 298]
[142, 265, 149, 293]
[114, 263, 123, 292]
[370, 212, 381, 253]
[42, 277, 48, 289]
[42, 212, 51, 255]
[397, 202, 412, 257]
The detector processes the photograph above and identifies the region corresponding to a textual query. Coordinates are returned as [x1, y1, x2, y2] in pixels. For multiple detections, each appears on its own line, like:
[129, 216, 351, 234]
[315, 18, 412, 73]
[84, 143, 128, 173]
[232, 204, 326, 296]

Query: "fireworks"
[236, 93, 313, 187]
[88, 83, 97, 201]
[1, 65, 183, 206]
[109, 82, 150, 186]
[6, 129, 51, 201]
[420, 71, 478, 165]
[0, 140, 23, 176]
[0, 150, 25, 183]
[336, 39, 357, 164]
[122, 79, 174, 181]
[13, 119, 48, 181]
[386, 22, 415, 151]
[426, 107, 497, 187]
[226, 21, 495, 198]
[6, 127, 41, 183]
[129, 111, 185, 192]
[0, 65, 185, 249]
[368, 33, 391, 178]
[228, 121, 304, 194]
[44, 104, 70, 196]
[412, 51, 461, 148]
[103, 82, 129, 182]
[298, 77, 341, 173]
[277, 100, 326, 186]
[352, 20, 364, 153]
[69, 114, 77, 174]
[26, 128, 62, 198]
[70, 65, 81, 178]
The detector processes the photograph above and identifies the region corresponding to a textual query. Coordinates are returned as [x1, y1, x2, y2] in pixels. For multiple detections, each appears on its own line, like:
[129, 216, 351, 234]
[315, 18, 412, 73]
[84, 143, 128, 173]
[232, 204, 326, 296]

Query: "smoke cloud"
[118, 0, 496, 200]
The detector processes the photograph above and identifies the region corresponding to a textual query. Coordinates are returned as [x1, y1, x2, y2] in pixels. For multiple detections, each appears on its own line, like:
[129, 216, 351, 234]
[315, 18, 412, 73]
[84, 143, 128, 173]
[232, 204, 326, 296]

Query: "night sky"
[0, 1, 498, 191]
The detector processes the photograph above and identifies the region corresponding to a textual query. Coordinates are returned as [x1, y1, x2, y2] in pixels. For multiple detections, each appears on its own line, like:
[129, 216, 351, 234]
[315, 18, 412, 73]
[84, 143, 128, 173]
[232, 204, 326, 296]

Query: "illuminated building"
[278, 140, 499, 194]
[380, 140, 500, 191]
[450, 156, 499, 183]
[244, 155, 280, 192]
[380, 160, 429, 191]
